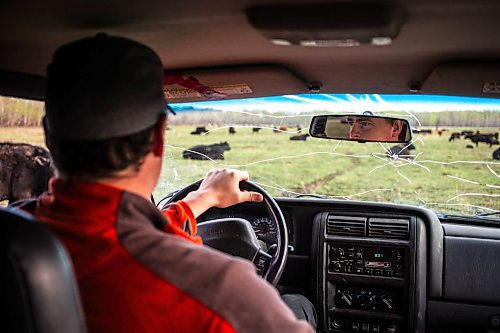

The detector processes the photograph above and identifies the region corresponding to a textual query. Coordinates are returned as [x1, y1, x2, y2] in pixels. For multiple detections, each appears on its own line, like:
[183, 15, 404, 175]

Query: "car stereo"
[328, 244, 405, 278]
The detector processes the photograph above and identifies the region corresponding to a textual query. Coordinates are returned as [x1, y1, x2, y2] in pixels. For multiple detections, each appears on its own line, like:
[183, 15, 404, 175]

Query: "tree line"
[0, 96, 44, 126]
[1, 96, 498, 128]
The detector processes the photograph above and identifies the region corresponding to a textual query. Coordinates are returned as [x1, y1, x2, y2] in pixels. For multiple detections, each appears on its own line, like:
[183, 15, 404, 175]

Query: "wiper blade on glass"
[437, 212, 500, 224]
[475, 211, 500, 217]
[292, 194, 332, 199]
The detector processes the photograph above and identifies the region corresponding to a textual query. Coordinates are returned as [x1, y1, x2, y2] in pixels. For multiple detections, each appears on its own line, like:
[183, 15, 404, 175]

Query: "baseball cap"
[45, 33, 167, 140]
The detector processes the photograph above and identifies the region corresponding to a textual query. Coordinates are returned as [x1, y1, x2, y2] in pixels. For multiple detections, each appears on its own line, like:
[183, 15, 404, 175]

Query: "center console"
[313, 212, 420, 333]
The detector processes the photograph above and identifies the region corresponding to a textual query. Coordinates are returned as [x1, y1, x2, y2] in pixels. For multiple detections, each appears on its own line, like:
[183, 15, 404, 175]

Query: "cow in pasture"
[437, 129, 447, 136]
[279, 125, 289, 132]
[449, 132, 461, 142]
[190, 126, 209, 135]
[464, 132, 499, 148]
[182, 142, 231, 160]
[388, 143, 416, 158]
[466, 145, 474, 149]
[461, 130, 474, 136]
[290, 134, 309, 141]
[252, 127, 261, 133]
[228, 127, 236, 134]
[493, 148, 500, 160]
[0, 142, 54, 203]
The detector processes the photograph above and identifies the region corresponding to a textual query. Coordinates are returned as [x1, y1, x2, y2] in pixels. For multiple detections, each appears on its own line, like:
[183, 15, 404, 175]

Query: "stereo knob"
[331, 248, 345, 260]
[380, 295, 395, 311]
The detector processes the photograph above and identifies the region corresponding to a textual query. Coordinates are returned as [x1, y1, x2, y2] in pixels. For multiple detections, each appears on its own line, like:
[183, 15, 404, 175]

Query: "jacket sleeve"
[161, 201, 202, 244]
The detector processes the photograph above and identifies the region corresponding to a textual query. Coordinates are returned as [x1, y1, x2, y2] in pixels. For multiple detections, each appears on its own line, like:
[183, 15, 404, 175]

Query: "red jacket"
[32, 179, 313, 333]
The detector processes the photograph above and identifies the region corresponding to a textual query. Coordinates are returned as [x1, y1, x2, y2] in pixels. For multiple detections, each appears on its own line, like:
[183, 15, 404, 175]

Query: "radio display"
[364, 248, 393, 268]
[366, 248, 392, 261]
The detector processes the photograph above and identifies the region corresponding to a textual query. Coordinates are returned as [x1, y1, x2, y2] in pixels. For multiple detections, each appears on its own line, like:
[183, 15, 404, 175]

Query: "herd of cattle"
[1, 126, 499, 203]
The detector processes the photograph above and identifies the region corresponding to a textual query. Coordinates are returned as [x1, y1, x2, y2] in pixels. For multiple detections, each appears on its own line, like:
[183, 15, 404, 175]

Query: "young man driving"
[25, 34, 316, 333]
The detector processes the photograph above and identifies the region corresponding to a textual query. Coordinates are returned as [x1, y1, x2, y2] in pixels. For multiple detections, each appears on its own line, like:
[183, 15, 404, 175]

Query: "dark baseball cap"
[44, 33, 167, 140]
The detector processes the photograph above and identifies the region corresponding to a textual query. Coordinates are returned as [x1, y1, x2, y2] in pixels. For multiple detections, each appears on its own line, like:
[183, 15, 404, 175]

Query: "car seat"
[0, 207, 87, 333]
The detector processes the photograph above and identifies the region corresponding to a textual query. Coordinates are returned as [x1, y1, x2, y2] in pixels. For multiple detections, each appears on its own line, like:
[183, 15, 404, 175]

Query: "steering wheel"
[162, 180, 288, 285]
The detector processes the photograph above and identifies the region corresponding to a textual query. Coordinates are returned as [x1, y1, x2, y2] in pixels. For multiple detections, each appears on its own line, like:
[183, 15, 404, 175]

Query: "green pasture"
[1, 126, 499, 216]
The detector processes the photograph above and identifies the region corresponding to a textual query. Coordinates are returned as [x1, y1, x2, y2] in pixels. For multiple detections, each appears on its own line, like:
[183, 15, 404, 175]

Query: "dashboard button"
[384, 270, 394, 277]
[355, 267, 363, 274]
[331, 262, 342, 272]
[332, 318, 344, 329]
[352, 321, 360, 331]
[374, 269, 382, 276]
[361, 322, 370, 332]
[372, 324, 380, 333]
[364, 268, 373, 275]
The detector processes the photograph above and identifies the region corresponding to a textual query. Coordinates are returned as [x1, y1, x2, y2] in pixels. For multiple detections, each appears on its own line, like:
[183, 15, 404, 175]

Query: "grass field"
[1, 126, 499, 216]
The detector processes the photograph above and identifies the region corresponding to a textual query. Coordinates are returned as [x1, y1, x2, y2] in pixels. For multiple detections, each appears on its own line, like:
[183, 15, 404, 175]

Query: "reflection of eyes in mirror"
[346, 116, 404, 142]
[309, 114, 412, 143]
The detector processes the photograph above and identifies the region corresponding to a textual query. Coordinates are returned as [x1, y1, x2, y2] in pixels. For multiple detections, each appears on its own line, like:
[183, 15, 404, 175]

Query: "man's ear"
[391, 120, 403, 138]
[153, 114, 167, 157]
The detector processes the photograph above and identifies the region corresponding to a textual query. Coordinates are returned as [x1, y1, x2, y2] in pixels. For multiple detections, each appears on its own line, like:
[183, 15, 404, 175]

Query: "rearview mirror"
[309, 114, 412, 143]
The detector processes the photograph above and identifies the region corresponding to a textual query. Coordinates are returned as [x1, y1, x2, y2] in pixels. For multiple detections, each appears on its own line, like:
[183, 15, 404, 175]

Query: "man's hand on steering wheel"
[183, 169, 264, 217]
[163, 168, 289, 285]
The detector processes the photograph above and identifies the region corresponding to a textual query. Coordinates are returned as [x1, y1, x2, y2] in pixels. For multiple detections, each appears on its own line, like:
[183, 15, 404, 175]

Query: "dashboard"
[197, 198, 500, 333]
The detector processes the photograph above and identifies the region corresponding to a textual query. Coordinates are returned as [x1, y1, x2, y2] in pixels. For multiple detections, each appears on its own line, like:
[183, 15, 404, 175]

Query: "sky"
[170, 94, 500, 113]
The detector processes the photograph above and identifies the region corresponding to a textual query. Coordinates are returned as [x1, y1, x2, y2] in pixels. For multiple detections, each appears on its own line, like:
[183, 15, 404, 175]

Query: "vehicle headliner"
[1, 0, 500, 100]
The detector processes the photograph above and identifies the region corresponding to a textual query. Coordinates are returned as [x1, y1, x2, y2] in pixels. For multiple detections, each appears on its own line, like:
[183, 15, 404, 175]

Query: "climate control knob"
[338, 290, 353, 307]
[380, 295, 395, 311]
[357, 291, 376, 310]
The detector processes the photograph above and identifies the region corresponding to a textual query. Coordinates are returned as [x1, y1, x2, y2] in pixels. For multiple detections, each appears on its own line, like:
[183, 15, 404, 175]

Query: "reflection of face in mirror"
[347, 116, 404, 142]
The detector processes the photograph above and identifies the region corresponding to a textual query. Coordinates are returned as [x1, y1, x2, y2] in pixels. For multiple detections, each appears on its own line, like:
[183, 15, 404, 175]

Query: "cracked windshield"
[1, 94, 499, 218]
[158, 94, 500, 218]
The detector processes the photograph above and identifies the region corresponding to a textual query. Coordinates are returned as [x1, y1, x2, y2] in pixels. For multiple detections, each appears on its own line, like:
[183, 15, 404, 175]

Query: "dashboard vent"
[368, 218, 409, 239]
[326, 215, 366, 236]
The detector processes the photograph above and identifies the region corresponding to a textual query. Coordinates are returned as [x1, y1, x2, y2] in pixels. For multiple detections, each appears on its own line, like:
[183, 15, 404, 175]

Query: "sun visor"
[163, 65, 310, 103]
[422, 62, 500, 98]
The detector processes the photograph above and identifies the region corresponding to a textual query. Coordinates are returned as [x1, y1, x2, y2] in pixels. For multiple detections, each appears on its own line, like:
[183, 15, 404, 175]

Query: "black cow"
[190, 126, 209, 135]
[464, 133, 499, 147]
[183, 142, 231, 160]
[388, 143, 416, 158]
[461, 130, 474, 136]
[466, 145, 474, 149]
[493, 148, 500, 160]
[290, 134, 309, 141]
[229, 127, 236, 134]
[252, 127, 261, 133]
[449, 132, 461, 142]
[0, 142, 54, 203]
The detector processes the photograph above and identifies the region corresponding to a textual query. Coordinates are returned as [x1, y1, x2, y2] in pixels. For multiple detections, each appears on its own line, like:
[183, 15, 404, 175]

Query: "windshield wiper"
[475, 211, 500, 217]
[292, 194, 332, 199]
[437, 212, 500, 223]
